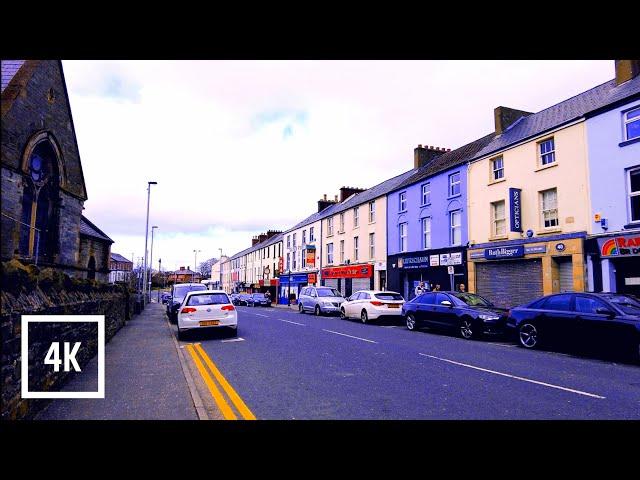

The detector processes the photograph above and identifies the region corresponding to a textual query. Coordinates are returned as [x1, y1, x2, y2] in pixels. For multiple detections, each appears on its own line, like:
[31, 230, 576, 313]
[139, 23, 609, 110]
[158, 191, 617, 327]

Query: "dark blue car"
[507, 292, 640, 362]
[402, 291, 507, 339]
[247, 293, 271, 307]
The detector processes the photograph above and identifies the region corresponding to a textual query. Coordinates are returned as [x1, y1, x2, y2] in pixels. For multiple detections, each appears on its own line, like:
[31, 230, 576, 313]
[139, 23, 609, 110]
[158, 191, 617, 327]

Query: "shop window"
[540, 188, 559, 228]
[491, 200, 506, 237]
[629, 168, 640, 223]
[624, 106, 640, 141]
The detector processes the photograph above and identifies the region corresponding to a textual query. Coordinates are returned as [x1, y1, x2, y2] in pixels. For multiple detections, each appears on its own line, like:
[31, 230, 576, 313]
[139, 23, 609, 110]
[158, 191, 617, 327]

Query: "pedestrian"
[414, 281, 425, 297]
[433, 284, 441, 291]
[458, 283, 466, 293]
[265, 290, 271, 303]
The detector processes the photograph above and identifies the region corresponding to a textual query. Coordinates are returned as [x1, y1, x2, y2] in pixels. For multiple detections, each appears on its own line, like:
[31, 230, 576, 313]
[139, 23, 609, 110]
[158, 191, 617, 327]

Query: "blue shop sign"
[279, 273, 309, 285]
[509, 188, 523, 232]
[484, 245, 525, 259]
[398, 255, 430, 269]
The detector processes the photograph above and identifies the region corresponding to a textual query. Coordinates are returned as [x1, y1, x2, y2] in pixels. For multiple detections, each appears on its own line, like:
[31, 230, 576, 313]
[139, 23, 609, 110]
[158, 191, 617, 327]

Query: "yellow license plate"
[200, 320, 220, 326]
[388, 304, 400, 308]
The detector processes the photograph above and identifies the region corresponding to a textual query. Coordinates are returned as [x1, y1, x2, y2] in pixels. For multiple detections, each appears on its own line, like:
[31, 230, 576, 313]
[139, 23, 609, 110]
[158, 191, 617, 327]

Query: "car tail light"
[370, 301, 384, 306]
[181, 307, 197, 314]
[221, 305, 235, 311]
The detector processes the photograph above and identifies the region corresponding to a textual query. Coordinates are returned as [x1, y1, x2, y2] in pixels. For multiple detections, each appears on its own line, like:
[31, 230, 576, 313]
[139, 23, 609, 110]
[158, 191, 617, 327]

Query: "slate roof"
[283, 202, 342, 234]
[80, 216, 113, 243]
[1, 60, 25, 92]
[228, 232, 285, 260]
[472, 76, 640, 161]
[110, 252, 132, 263]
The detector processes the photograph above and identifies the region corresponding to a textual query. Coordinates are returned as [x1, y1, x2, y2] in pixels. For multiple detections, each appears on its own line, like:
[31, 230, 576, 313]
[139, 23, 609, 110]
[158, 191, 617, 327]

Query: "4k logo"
[44, 342, 82, 372]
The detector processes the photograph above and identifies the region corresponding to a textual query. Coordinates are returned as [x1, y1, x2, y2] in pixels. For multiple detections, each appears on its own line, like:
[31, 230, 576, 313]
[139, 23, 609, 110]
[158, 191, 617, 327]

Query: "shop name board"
[308, 273, 317, 283]
[484, 246, 525, 259]
[322, 264, 373, 278]
[279, 273, 309, 284]
[398, 256, 430, 269]
[306, 249, 316, 267]
[440, 252, 462, 265]
[398, 252, 462, 269]
[599, 235, 640, 257]
[509, 188, 522, 232]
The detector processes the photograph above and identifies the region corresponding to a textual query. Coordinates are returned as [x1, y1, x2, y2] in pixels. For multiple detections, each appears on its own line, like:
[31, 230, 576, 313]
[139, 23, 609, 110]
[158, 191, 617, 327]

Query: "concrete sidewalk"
[36, 302, 198, 420]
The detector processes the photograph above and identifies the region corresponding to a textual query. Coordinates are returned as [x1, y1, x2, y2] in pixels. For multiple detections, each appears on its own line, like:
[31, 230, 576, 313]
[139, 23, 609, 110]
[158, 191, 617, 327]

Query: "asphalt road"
[180, 305, 640, 420]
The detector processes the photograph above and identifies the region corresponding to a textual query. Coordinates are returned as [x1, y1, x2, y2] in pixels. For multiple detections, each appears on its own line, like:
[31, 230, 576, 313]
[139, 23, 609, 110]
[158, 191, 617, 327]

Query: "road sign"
[447, 266, 454, 274]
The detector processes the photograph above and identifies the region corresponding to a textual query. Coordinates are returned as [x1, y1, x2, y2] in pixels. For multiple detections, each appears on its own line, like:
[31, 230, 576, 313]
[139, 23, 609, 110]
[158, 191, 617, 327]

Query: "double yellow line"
[185, 343, 256, 420]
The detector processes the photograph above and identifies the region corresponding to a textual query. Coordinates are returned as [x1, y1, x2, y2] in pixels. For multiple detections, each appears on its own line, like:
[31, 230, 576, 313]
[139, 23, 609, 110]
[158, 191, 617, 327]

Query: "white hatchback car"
[340, 290, 405, 324]
[177, 290, 238, 340]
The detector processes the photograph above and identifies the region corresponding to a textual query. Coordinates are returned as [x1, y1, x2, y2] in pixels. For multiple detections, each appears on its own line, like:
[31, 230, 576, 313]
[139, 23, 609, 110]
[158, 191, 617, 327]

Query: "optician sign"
[509, 187, 522, 232]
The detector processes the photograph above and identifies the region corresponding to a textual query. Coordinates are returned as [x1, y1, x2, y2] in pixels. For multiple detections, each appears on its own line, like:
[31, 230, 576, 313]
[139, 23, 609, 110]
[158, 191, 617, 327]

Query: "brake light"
[181, 307, 197, 314]
[370, 301, 384, 306]
[221, 305, 235, 311]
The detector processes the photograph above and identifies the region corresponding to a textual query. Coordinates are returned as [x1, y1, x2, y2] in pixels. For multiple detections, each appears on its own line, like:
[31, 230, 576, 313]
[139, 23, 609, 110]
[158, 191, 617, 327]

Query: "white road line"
[323, 329, 378, 344]
[221, 337, 245, 343]
[276, 319, 306, 326]
[418, 353, 605, 399]
[252, 313, 269, 317]
[487, 342, 518, 348]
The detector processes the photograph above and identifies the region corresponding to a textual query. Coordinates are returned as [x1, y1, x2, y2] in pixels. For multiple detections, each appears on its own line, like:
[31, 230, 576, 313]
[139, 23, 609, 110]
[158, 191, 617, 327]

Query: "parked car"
[402, 291, 507, 339]
[247, 292, 271, 307]
[507, 292, 640, 361]
[177, 290, 237, 340]
[298, 286, 345, 316]
[340, 290, 405, 323]
[167, 283, 208, 323]
[161, 292, 171, 304]
[229, 293, 239, 305]
[234, 293, 251, 306]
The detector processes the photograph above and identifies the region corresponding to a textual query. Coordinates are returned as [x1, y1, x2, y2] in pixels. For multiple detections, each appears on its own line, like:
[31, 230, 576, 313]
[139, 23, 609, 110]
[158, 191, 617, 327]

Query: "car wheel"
[299, 303, 305, 314]
[518, 322, 540, 349]
[340, 308, 346, 319]
[406, 314, 418, 331]
[361, 309, 368, 324]
[228, 327, 238, 337]
[315, 305, 322, 316]
[460, 317, 474, 340]
[177, 328, 185, 341]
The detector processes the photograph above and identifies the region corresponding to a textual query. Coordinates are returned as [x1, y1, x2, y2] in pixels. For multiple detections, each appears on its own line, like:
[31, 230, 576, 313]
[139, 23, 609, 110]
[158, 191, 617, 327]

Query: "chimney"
[252, 236, 260, 246]
[180, 266, 185, 271]
[266, 230, 281, 239]
[339, 186, 366, 202]
[414, 144, 449, 169]
[494, 106, 533, 134]
[258, 233, 268, 243]
[615, 60, 640, 86]
[318, 193, 339, 212]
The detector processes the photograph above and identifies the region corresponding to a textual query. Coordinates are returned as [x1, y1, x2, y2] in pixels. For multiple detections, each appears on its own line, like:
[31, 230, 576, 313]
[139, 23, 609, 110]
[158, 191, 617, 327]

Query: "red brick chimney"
[615, 60, 640, 86]
[414, 144, 449, 169]
[494, 106, 532, 134]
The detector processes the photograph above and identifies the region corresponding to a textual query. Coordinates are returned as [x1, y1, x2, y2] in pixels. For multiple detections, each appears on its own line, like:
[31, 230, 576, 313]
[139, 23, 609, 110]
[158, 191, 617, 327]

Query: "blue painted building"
[584, 60, 640, 295]
[386, 137, 493, 299]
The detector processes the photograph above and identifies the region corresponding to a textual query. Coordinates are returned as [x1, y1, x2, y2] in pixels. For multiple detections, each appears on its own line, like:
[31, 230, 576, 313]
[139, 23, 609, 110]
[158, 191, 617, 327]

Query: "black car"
[161, 292, 171, 305]
[247, 293, 271, 307]
[167, 283, 208, 323]
[402, 291, 507, 339]
[234, 294, 251, 306]
[507, 292, 640, 361]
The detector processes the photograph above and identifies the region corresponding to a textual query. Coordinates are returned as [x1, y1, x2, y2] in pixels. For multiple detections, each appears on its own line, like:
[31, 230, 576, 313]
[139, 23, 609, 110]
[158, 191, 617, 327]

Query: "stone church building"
[1, 60, 113, 281]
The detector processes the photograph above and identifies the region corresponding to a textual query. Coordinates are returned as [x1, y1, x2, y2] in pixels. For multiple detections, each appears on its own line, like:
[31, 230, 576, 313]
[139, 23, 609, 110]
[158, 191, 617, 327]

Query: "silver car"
[298, 286, 345, 316]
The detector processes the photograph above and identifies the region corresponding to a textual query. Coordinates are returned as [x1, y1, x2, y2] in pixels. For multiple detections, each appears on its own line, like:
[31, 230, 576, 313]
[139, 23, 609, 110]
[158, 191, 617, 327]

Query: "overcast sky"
[62, 60, 614, 272]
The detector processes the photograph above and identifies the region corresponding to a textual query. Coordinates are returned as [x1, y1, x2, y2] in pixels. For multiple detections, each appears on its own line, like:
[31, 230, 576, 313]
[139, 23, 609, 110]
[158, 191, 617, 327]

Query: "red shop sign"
[321, 264, 373, 279]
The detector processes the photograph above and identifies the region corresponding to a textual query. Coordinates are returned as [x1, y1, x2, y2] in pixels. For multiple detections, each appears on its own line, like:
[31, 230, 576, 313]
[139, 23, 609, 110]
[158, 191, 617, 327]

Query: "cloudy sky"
[62, 60, 614, 272]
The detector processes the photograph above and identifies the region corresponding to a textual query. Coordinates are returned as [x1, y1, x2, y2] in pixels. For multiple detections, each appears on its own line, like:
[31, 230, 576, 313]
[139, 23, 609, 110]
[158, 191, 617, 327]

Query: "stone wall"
[79, 236, 111, 282]
[0, 261, 136, 420]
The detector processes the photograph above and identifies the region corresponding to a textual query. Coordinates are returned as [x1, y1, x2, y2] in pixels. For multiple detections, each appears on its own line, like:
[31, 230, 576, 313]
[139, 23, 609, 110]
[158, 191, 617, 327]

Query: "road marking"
[322, 329, 378, 344]
[221, 337, 245, 343]
[194, 344, 257, 420]
[418, 353, 606, 399]
[381, 325, 401, 329]
[277, 319, 306, 326]
[487, 342, 518, 348]
[252, 313, 269, 317]
[185, 344, 237, 419]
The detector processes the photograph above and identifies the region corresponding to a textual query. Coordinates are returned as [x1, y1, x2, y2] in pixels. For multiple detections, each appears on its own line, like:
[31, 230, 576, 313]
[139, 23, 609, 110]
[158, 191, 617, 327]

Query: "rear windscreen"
[174, 285, 207, 298]
[186, 293, 230, 306]
[375, 293, 404, 301]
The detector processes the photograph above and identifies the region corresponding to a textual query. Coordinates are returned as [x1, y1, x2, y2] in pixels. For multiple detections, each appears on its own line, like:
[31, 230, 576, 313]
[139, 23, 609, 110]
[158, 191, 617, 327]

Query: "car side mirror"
[596, 307, 615, 318]
[441, 300, 453, 307]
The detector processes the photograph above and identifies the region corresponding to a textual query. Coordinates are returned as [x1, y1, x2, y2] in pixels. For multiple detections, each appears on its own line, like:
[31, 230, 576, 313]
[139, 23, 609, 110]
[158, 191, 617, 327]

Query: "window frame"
[369, 201, 376, 223]
[421, 183, 431, 206]
[327, 217, 334, 236]
[450, 210, 462, 246]
[353, 236, 359, 261]
[628, 167, 640, 223]
[490, 156, 504, 181]
[624, 106, 640, 141]
[339, 239, 345, 263]
[491, 200, 506, 237]
[369, 232, 375, 260]
[309, 226, 314, 242]
[538, 137, 556, 167]
[399, 191, 407, 212]
[399, 222, 408, 252]
[422, 217, 431, 249]
[339, 212, 345, 233]
[327, 242, 334, 264]
[353, 207, 359, 228]
[448, 172, 461, 197]
[540, 188, 559, 229]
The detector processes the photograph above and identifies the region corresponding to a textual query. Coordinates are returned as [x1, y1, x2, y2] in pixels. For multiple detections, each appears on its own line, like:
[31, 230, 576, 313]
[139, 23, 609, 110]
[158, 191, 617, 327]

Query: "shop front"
[585, 230, 640, 297]
[259, 278, 279, 303]
[320, 264, 374, 297]
[387, 247, 467, 301]
[278, 272, 317, 304]
[467, 233, 586, 308]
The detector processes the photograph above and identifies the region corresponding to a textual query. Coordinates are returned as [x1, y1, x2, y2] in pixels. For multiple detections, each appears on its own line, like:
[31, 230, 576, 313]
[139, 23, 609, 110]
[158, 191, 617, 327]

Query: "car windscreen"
[450, 292, 493, 307]
[605, 295, 640, 315]
[186, 293, 230, 306]
[317, 288, 342, 297]
[253, 293, 266, 298]
[374, 292, 403, 301]
[173, 285, 207, 299]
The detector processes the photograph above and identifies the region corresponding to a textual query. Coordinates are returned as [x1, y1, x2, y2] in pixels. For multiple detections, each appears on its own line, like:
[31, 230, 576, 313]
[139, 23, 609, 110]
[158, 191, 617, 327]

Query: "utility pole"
[149, 225, 158, 303]
[193, 249, 201, 283]
[142, 181, 157, 307]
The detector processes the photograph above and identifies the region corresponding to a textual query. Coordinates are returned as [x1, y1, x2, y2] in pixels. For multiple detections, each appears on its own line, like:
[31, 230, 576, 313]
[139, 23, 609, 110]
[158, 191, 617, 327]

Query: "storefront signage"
[322, 264, 373, 278]
[440, 252, 462, 265]
[306, 248, 316, 267]
[398, 256, 430, 269]
[598, 235, 640, 257]
[509, 188, 523, 232]
[308, 273, 317, 283]
[374, 261, 387, 271]
[524, 245, 547, 254]
[469, 251, 485, 259]
[430, 255, 440, 266]
[555, 243, 566, 251]
[278, 256, 284, 272]
[279, 273, 309, 285]
[484, 245, 525, 259]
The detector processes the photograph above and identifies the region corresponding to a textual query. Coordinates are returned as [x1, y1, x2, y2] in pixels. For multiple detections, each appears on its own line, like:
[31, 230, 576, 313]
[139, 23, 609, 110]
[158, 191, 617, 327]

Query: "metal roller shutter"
[324, 278, 338, 291]
[557, 257, 573, 292]
[352, 277, 370, 294]
[475, 259, 543, 308]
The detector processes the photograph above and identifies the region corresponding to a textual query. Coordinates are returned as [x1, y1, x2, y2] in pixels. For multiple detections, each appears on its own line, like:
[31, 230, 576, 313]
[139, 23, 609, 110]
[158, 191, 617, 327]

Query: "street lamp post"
[149, 225, 158, 303]
[158, 258, 162, 303]
[193, 249, 201, 283]
[142, 181, 157, 307]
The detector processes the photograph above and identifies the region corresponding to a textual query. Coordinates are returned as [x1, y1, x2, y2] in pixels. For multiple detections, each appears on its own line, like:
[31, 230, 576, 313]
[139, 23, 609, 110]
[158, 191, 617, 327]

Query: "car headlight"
[479, 314, 500, 321]
[321, 301, 333, 306]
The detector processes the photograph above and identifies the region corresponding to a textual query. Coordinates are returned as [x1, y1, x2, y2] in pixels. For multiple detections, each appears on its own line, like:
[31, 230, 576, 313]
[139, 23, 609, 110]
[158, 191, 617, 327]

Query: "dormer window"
[624, 106, 640, 141]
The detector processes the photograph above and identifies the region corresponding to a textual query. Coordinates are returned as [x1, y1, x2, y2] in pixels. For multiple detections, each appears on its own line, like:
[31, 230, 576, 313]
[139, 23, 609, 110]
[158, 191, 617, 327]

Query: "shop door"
[475, 259, 543, 309]
[615, 256, 640, 297]
[556, 257, 573, 292]
[352, 277, 370, 295]
[324, 278, 339, 291]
